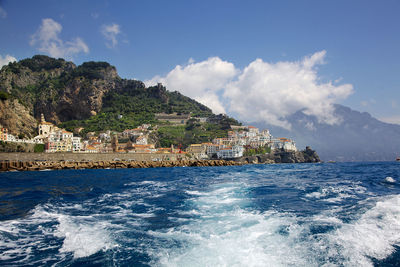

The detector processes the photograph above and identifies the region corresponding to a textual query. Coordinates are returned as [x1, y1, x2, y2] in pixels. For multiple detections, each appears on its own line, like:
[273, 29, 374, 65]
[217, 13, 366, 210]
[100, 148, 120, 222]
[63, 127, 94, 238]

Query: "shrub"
[0, 91, 9, 101]
[34, 144, 45, 153]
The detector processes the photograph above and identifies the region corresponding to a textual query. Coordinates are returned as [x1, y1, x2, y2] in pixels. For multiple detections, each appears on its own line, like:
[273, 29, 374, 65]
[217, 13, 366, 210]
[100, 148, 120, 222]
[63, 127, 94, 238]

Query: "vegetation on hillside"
[243, 145, 271, 156]
[19, 55, 66, 72]
[155, 121, 230, 148]
[1, 55, 243, 145]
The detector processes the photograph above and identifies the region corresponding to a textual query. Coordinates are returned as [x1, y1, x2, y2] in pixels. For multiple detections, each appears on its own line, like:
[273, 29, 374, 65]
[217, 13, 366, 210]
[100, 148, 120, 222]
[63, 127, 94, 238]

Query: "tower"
[111, 134, 119, 152]
[41, 113, 45, 123]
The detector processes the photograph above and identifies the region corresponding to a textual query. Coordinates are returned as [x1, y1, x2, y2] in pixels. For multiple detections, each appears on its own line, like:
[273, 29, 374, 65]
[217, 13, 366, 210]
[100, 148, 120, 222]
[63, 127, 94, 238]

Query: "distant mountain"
[0, 55, 220, 137]
[253, 104, 400, 162]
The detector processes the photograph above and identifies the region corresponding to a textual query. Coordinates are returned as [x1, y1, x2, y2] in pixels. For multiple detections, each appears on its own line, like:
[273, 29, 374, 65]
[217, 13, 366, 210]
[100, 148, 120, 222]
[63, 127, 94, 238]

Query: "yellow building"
[0, 128, 8, 141]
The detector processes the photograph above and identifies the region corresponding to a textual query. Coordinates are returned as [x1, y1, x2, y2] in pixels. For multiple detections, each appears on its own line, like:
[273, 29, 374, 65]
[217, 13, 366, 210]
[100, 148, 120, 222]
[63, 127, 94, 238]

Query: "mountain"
[0, 55, 221, 137]
[254, 104, 400, 162]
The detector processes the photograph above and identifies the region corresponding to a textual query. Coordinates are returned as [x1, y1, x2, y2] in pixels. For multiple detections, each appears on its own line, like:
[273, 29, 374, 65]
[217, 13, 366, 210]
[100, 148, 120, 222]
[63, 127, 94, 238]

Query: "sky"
[1, 0, 400, 127]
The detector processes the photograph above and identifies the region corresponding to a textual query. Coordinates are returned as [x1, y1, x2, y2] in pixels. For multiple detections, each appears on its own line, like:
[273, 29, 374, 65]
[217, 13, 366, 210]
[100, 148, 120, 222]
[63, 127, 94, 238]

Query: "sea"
[0, 162, 400, 266]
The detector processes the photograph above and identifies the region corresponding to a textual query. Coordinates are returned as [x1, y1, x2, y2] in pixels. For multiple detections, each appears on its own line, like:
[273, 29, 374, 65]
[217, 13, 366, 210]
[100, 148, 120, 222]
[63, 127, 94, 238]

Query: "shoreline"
[0, 159, 244, 172]
[0, 147, 321, 172]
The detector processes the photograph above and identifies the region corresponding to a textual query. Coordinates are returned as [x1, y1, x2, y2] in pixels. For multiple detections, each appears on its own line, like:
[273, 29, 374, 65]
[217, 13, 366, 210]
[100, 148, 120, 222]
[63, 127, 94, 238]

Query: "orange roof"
[134, 144, 151, 148]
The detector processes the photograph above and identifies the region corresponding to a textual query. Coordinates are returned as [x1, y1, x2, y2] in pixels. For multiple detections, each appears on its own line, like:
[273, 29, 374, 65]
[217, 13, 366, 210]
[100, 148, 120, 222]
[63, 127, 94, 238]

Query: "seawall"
[0, 159, 242, 172]
[0, 146, 321, 172]
[0, 152, 186, 162]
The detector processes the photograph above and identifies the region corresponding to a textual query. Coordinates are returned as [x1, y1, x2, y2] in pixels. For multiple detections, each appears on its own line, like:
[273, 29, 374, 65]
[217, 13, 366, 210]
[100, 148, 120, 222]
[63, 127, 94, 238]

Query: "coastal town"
[0, 113, 297, 160]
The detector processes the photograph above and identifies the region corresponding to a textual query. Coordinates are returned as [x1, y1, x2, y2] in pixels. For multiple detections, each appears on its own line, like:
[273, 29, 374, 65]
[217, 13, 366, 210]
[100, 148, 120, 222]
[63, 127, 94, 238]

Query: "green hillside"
[0, 55, 241, 146]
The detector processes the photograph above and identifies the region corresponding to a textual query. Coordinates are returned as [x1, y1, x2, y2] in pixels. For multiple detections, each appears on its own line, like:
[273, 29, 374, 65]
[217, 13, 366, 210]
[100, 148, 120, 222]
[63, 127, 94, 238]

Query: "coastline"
[0, 147, 320, 172]
[1, 159, 243, 172]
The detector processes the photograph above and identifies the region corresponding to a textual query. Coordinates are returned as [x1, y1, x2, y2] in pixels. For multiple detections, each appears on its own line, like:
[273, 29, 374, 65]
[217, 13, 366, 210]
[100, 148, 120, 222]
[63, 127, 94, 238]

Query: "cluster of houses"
[186, 125, 297, 159]
[0, 114, 297, 159]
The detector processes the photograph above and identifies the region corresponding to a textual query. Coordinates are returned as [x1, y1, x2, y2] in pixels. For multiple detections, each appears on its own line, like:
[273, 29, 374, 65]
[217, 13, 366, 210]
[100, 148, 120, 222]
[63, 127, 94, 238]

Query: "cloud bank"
[0, 54, 16, 68]
[101, 23, 121, 48]
[146, 57, 238, 114]
[30, 18, 89, 59]
[146, 51, 353, 129]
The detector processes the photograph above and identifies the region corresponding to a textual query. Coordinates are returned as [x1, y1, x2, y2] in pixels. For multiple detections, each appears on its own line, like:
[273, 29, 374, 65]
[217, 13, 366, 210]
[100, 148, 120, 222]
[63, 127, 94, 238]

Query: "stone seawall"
[0, 147, 321, 172]
[0, 159, 242, 172]
[0, 152, 186, 162]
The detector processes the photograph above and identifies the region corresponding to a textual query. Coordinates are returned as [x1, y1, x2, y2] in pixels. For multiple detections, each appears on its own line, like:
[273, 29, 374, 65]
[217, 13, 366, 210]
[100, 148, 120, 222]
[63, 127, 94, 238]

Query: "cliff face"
[236, 146, 321, 164]
[34, 64, 120, 123]
[0, 99, 37, 137]
[0, 55, 212, 136]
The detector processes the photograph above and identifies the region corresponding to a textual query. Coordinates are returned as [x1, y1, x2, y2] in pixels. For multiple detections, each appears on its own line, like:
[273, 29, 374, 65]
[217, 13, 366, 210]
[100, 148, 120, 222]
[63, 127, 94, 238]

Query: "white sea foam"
[326, 195, 400, 266]
[305, 183, 367, 203]
[185, 190, 206, 196]
[385, 176, 396, 183]
[148, 179, 400, 267]
[0, 203, 120, 262]
[54, 214, 117, 258]
[149, 182, 316, 266]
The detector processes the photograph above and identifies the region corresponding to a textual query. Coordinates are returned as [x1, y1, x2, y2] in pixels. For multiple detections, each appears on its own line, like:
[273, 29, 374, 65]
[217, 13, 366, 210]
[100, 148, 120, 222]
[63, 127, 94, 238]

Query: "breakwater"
[0, 147, 321, 172]
[0, 152, 185, 162]
[0, 159, 242, 172]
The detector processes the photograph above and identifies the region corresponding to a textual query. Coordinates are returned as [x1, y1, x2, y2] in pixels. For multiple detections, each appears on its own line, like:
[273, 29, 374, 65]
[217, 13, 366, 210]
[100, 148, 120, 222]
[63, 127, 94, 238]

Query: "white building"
[270, 138, 297, 152]
[217, 145, 244, 159]
[206, 143, 219, 156]
[72, 137, 82, 152]
[136, 135, 148, 145]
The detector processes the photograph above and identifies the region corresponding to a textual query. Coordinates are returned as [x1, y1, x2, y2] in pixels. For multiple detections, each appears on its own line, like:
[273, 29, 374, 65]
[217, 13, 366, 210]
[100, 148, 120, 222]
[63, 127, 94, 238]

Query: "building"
[217, 145, 244, 159]
[0, 128, 8, 141]
[135, 135, 148, 145]
[38, 113, 59, 136]
[36, 114, 82, 152]
[72, 137, 82, 152]
[122, 128, 143, 138]
[99, 131, 111, 142]
[270, 138, 297, 152]
[186, 144, 208, 159]
[155, 113, 191, 124]
[205, 143, 219, 157]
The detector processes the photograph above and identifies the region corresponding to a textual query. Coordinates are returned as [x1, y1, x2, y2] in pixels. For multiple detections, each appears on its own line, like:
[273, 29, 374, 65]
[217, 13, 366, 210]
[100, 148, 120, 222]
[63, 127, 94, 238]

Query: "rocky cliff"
[0, 55, 213, 137]
[236, 146, 321, 164]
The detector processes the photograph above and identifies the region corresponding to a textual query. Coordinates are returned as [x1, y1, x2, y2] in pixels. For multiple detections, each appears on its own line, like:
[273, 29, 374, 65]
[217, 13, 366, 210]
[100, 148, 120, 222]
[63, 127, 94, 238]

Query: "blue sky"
[1, 0, 400, 125]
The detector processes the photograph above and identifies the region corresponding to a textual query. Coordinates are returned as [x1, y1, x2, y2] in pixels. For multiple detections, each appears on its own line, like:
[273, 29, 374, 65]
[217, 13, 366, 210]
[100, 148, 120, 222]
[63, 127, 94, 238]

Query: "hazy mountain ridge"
[254, 104, 400, 161]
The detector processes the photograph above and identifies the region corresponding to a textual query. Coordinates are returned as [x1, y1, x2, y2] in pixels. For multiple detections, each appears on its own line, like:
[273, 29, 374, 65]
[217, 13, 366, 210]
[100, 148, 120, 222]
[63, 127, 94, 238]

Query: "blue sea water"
[1, 162, 400, 266]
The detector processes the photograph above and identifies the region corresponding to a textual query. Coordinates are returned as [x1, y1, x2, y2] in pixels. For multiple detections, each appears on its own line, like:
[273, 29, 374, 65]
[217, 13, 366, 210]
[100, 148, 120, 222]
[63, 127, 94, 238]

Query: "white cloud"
[379, 115, 400, 125]
[226, 51, 353, 129]
[146, 51, 353, 128]
[0, 54, 16, 67]
[145, 57, 238, 114]
[30, 18, 89, 59]
[101, 23, 121, 48]
[0, 6, 7, 18]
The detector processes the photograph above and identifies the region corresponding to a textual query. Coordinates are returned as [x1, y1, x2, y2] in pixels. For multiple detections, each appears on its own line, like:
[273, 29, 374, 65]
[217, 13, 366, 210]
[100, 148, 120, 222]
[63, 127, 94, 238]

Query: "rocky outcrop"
[235, 146, 321, 164]
[0, 99, 37, 137]
[0, 55, 212, 137]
